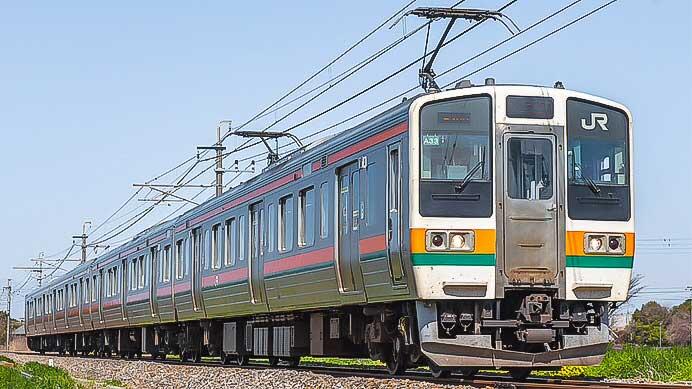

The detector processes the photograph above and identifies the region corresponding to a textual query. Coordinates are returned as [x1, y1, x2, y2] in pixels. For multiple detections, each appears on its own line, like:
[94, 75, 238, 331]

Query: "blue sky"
[1, 0, 690, 316]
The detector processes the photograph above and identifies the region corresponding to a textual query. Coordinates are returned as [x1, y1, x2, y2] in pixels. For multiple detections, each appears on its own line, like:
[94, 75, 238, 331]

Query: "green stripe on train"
[566, 255, 633, 268]
[411, 253, 496, 266]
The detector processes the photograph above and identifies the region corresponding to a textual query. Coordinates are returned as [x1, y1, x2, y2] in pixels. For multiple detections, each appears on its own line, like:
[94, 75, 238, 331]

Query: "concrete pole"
[216, 126, 223, 197]
[5, 279, 11, 350]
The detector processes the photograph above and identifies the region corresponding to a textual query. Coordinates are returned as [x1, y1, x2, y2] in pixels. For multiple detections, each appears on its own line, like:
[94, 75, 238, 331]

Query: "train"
[24, 80, 634, 379]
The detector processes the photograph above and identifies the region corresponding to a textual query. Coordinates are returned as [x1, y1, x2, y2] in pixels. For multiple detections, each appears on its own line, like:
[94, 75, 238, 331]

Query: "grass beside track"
[0, 356, 125, 389]
[299, 347, 692, 383]
[535, 346, 692, 382]
[0, 357, 80, 389]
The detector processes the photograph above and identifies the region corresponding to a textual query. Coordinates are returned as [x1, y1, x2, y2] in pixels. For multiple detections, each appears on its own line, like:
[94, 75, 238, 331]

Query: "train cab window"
[279, 195, 294, 252]
[211, 224, 221, 270]
[175, 240, 184, 280]
[566, 99, 630, 221]
[319, 182, 329, 238]
[162, 245, 171, 282]
[267, 204, 275, 253]
[225, 218, 237, 266]
[298, 188, 315, 247]
[238, 215, 246, 261]
[419, 96, 492, 217]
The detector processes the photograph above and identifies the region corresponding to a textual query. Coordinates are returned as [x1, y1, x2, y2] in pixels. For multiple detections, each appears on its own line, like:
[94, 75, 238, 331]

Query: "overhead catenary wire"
[220, 0, 420, 145]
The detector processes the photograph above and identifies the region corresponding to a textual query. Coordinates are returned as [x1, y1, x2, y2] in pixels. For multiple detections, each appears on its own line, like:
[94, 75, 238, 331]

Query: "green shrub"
[21, 362, 80, 389]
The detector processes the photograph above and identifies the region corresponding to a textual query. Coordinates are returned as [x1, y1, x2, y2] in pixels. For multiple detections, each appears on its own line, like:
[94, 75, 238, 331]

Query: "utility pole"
[3, 279, 11, 350]
[197, 121, 231, 198]
[72, 221, 91, 264]
[30, 252, 45, 287]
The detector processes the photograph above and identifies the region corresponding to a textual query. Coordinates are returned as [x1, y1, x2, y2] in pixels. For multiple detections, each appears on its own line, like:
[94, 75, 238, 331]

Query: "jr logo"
[581, 113, 609, 131]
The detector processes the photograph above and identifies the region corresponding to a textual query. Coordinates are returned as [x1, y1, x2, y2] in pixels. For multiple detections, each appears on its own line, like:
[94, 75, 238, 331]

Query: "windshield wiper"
[583, 175, 601, 195]
[573, 161, 601, 195]
[454, 147, 486, 193]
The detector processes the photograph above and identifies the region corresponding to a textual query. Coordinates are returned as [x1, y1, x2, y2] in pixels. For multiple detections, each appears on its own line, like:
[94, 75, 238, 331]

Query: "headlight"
[450, 233, 465, 249]
[584, 234, 606, 254]
[449, 231, 474, 251]
[584, 233, 625, 255]
[427, 231, 447, 251]
[606, 234, 625, 254]
[426, 230, 474, 252]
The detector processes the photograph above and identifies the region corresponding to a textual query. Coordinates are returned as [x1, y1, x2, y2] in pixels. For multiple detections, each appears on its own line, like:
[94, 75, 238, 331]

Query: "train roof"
[27, 94, 419, 298]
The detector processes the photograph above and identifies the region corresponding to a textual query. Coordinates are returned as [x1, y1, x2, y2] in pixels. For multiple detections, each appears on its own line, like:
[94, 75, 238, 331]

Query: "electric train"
[25, 80, 634, 379]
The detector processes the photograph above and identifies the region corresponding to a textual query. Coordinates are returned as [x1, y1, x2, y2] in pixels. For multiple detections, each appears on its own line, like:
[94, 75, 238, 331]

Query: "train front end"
[408, 83, 633, 371]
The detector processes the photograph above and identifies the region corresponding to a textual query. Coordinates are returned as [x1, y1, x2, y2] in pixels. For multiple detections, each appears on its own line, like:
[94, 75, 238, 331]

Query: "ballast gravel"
[2, 352, 476, 389]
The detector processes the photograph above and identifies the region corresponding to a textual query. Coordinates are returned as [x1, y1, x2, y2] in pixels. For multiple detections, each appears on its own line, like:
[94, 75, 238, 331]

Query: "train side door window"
[250, 203, 265, 260]
[130, 259, 136, 291]
[138, 255, 146, 289]
[162, 245, 171, 282]
[211, 223, 221, 270]
[92, 275, 97, 302]
[225, 218, 237, 267]
[279, 195, 294, 252]
[319, 182, 329, 239]
[238, 215, 246, 261]
[298, 187, 315, 247]
[267, 204, 275, 253]
[175, 239, 184, 280]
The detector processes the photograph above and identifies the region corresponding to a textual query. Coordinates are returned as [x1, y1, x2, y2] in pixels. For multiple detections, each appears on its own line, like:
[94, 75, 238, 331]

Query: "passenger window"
[299, 188, 315, 247]
[279, 195, 294, 252]
[319, 182, 329, 238]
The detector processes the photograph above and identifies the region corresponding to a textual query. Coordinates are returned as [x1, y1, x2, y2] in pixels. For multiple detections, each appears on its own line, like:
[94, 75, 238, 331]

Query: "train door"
[98, 270, 104, 323]
[150, 246, 159, 318]
[53, 289, 58, 329]
[502, 133, 559, 284]
[249, 202, 267, 305]
[78, 277, 84, 327]
[386, 143, 406, 285]
[336, 162, 366, 294]
[191, 228, 204, 313]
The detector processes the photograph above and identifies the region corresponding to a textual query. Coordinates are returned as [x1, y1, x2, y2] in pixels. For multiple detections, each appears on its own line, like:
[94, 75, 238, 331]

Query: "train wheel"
[180, 349, 189, 362]
[220, 351, 231, 365]
[268, 356, 280, 367]
[458, 367, 478, 379]
[385, 335, 406, 376]
[236, 354, 249, 366]
[508, 368, 531, 380]
[285, 356, 300, 367]
[192, 351, 202, 363]
[429, 362, 450, 379]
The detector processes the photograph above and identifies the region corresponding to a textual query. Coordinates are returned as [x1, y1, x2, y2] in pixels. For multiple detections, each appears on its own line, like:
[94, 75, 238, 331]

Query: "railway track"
[3, 351, 689, 389]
